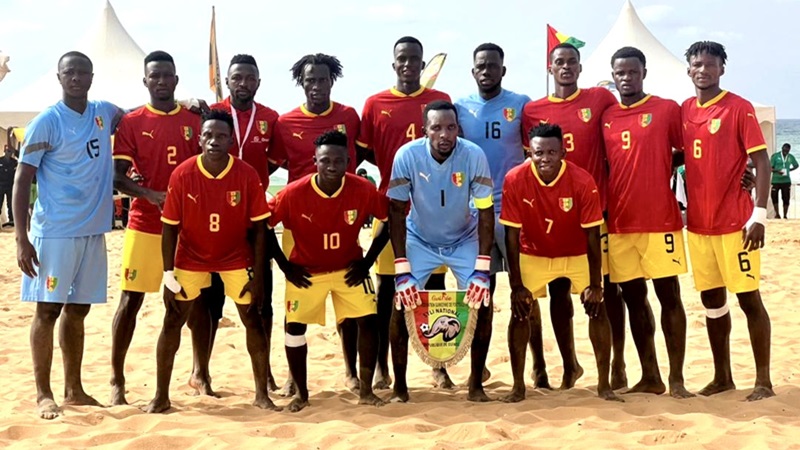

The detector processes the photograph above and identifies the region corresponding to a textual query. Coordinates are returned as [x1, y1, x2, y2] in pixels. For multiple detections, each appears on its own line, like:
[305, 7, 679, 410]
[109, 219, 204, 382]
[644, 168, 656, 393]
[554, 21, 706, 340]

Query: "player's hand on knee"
[394, 258, 421, 310]
[580, 285, 604, 318]
[345, 257, 371, 287]
[510, 285, 533, 320]
[465, 255, 492, 309]
[281, 261, 312, 289]
[16, 239, 39, 278]
[743, 207, 766, 251]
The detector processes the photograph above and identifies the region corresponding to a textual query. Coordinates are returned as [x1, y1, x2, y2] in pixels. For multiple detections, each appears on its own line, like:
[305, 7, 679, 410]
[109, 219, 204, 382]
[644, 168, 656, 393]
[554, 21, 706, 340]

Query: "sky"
[1, 0, 799, 117]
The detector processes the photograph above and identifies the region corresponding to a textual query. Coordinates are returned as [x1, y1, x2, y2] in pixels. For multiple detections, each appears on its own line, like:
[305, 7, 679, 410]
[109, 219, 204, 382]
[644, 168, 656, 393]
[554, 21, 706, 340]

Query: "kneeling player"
[271, 131, 388, 412]
[500, 124, 620, 402]
[145, 110, 277, 413]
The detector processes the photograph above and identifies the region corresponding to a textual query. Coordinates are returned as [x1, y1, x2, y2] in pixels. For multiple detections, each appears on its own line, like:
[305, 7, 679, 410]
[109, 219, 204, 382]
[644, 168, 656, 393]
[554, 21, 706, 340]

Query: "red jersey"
[358, 87, 451, 192]
[270, 102, 360, 182]
[113, 104, 200, 235]
[162, 155, 271, 272]
[522, 87, 616, 208]
[269, 173, 388, 274]
[210, 97, 279, 187]
[681, 91, 767, 235]
[602, 95, 683, 233]
[500, 161, 603, 258]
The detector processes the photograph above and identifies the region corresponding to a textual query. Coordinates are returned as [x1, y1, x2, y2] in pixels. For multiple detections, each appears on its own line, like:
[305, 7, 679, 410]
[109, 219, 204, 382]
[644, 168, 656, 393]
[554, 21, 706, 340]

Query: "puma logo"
[604, 122, 612, 129]
[301, 213, 313, 223]
[141, 130, 155, 139]
[747, 113, 755, 119]
[292, 131, 304, 139]
[672, 258, 682, 265]
[187, 193, 199, 203]
[746, 274, 755, 280]
[522, 198, 535, 207]
[419, 172, 431, 182]
[380, 109, 392, 117]
[539, 119, 549, 124]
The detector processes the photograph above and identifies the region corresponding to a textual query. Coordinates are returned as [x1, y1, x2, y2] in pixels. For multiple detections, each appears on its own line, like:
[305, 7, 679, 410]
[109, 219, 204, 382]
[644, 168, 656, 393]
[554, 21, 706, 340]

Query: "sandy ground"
[1, 222, 799, 449]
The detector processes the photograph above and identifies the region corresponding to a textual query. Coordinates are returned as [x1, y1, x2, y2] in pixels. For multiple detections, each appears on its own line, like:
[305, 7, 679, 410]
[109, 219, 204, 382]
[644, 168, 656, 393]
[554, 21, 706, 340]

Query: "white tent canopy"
[580, 0, 777, 154]
[0, 0, 175, 130]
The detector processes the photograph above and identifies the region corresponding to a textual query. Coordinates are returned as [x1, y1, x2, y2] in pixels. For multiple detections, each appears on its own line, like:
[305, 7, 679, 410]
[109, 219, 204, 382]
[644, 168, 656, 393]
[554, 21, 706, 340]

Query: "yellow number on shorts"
[621, 130, 631, 150]
[544, 218, 554, 234]
[664, 233, 675, 254]
[693, 139, 702, 159]
[323, 232, 340, 250]
[405, 123, 416, 141]
[737, 252, 751, 272]
[209, 213, 220, 232]
[362, 277, 375, 294]
[167, 146, 177, 165]
[563, 133, 575, 152]
[601, 232, 609, 253]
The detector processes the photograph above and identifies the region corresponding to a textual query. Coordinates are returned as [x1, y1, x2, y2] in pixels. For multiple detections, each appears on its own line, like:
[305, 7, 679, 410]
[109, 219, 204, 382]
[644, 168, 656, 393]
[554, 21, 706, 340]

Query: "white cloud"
[637, 4, 674, 23]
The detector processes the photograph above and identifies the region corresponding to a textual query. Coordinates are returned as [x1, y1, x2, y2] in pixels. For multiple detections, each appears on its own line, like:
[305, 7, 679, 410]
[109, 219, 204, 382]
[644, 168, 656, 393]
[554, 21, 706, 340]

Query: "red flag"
[546, 24, 586, 68]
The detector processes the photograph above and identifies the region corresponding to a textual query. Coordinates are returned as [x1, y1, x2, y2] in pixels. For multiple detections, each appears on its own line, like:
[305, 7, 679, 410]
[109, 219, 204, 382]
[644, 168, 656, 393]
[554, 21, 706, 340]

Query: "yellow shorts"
[174, 268, 254, 304]
[520, 254, 590, 299]
[600, 222, 610, 277]
[120, 229, 163, 293]
[285, 270, 377, 326]
[608, 231, 688, 283]
[372, 218, 447, 276]
[282, 228, 295, 257]
[687, 231, 760, 294]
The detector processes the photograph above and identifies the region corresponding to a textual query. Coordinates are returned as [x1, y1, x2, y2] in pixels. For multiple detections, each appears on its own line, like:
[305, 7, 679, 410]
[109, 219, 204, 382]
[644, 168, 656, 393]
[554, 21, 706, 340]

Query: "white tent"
[0, 0, 157, 130]
[580, 0, 777, 154]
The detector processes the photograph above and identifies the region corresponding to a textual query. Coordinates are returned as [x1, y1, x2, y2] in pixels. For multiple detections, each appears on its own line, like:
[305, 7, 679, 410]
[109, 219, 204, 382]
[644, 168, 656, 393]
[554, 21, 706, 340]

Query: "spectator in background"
[357, 168, 377, 228]
[770, 143, 799, 219]
[0, 145, 17, 227]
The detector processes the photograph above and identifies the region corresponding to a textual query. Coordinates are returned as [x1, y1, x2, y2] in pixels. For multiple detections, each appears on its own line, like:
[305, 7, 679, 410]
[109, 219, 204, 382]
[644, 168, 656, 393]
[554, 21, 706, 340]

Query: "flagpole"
[209, 6, 223, 102]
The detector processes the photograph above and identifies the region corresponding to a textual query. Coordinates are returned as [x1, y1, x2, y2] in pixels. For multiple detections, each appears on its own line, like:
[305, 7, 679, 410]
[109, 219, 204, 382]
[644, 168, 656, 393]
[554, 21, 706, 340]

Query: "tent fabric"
[580, 0, 777, 154]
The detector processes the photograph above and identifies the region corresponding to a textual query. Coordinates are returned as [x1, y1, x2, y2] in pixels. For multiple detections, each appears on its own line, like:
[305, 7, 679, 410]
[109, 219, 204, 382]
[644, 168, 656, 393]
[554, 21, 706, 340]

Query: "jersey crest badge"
[227, 191, 241, 206]
[559, 197, 573, 212]
[182, 126, 193, 141]
[46, 276, 59, 292]
[639, 113, 652, 128]
[94, 116, 104, 130]
[503, 107, 517, 122]
[451, 172, 464, 187]
[345, 209, 358, 225]
[287, 300, 299, 312]
[336, 124, 347, 134]
[124, 269, 137, 281]
[578, 108, 592, 123]
[708, 118, 721, 134]
[258, 120, 268, 135]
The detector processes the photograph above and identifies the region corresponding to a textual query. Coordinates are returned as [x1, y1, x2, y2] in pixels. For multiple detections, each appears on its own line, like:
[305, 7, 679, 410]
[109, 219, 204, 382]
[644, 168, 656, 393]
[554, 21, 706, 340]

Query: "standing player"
[770, 143, 798, 219]
[270, 130, 388, 412]
[145, 110, 277, 413]
[522, 43, 622, 389]
[109, 51, 201, 405]
[191, 54, 281, 395]
[455, 43, 550, 389]
[357, 36, 451, 389]
[269, 53, 362, 391]
[602, 47, 692, 398]
[14, 51, 124, 419]
[500, 124, 619, 402]
[681, 41, 773, 401]
[387, 101, 495, 403]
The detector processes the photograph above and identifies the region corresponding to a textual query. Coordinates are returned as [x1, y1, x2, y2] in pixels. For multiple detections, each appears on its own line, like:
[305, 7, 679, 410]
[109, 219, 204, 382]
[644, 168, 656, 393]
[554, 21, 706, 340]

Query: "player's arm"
[357, 144, 376, 166]
[505, 225, 533, 320]
[582, 225, 603, 318]
[477, 206, 494, 255]
[388, 199, 408, 259]
[791, 155, 799, 171]
[345, 220, 389, 287]
[13, 163, 38, 278]
[244, 219, 267, 312]
[744, 149, 770, 251]
[113, 159, 165, 208]
[465, 153, 495, 308]
[771, 154, 783, 174]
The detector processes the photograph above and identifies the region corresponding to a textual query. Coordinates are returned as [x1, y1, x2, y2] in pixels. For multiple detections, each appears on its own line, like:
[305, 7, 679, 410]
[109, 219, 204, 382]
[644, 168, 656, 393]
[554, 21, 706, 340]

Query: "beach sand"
[1, 222, 799, 449]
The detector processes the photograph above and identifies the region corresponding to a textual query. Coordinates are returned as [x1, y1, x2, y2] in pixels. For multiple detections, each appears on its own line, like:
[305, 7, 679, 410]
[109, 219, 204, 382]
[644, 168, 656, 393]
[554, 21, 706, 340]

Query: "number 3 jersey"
[113, 104, 201, 234]
[20, 100, 118, 238]
[161, 156, 270, 272]
[268, 173, 389, 274]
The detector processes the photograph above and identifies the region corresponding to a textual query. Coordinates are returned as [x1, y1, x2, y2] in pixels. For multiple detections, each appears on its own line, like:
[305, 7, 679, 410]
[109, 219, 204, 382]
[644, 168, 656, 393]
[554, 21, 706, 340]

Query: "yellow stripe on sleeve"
[161, 217, 180, 225]
[251, 212, 271, 222]
[746, 144, 767, 154]
[581, 219, 604, 229]
[498, 218, 522, 228]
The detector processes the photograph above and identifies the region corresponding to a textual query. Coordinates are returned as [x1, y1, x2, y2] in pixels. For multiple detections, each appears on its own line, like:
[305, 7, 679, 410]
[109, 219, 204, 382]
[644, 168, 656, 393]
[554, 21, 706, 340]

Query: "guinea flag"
[405, 290, 477, 369]
[547, 24, 586, 67]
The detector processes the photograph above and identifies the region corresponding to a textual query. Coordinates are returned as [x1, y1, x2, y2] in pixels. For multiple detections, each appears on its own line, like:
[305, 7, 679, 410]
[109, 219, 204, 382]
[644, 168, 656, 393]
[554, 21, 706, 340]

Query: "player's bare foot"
[344, 375, 360, 394]
[432, 369, 455, 389]
[626, 378, 666, 395]
[599, 388, 624, 402]
[746, 386, 775, 402]
[560, 365, 584, 390]
[389, 390, 409, 403]
[143, 397, 171, 414]
[531, 370, 552, 389]
[698, 379, 736, 396]
[63, 391, 103, 407]
[500, 388, 526, 403]
[467, 388, 492, 402]
[253, 396, 282, 411]
[669, 382, 696, 399]
[188, 375, 218, 397]
[109, 383, 128, 406]
[373, 374, 392, 390]
[358, 393, 386, 407]
[287, 397, 309, 412]
[37, 398, 61, 420]
[482, 367, 491, 383]
[611, 365, 628, 390]
[267, 374, 279, 392]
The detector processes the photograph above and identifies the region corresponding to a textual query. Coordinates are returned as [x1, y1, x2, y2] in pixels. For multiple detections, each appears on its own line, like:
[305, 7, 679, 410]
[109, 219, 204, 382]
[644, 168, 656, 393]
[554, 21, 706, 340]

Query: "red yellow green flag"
[420, 53, 447, 89]
[405, 290, 477, 368]
[547, 24, 585, 67]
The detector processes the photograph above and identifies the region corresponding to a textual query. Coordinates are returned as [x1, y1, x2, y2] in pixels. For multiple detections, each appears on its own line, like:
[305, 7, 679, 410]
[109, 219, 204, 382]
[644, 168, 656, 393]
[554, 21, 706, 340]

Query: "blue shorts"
[21, 234, 108, 304]
[491, 217, 508, 275]
[406, 234, 477, 288]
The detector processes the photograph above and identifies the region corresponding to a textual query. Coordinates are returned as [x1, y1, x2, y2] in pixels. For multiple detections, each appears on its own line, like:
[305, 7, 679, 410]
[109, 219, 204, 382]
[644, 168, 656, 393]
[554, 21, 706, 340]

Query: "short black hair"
[685, 41, 727, 65]
[473, 43, 504, 60]
[229, 54, 258, 68]
[549, 43, 580, 61]
[291, 53, 343, 86]
[611, 46, 646, 68]
[144, 50, 175, 67]
[783, 143, 791, 149]
[529, 123, 563, 142]
[394, 36, 423, 53]
[422, 100, 458, 124]
[315, 130, 348, 148]
[202, 109, 234, 132]
[58, 51, 92, 69]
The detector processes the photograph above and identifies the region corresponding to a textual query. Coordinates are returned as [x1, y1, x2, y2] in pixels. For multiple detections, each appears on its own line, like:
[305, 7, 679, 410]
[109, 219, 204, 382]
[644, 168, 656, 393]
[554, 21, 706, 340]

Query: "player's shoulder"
[423, 88, 451, 102]
[29, 103, 62, 127]
[332, 101, 358, 116]
[502, 88, 533, 105]
[394, 137, 426, 159]
[232, 156, 262, 177]
[722, 91, 757, 113]
[278, 105, 304, 123]
[524, 95, 549, 110]
[173, 154, 200, 175]
[345, 172, 376, 190]
[457, 137, 484, 155]
[365, 89, 394, 104]
[505, 160, 531, 182]
[255, 102, 279, 120]
[565, 161, 597, 187]
[283, 173, 314, 195]
[680, 96, 697, 111]
[584, 86, 616, 100]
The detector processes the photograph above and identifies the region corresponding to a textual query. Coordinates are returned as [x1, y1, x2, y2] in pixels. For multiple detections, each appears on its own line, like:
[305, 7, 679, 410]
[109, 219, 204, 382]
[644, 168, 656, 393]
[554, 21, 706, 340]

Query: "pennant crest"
[503, 107, 517, 122]
[46, 276, 59, 292]
[227, 191, 241, 206]
[708, 118, 721, 134]
[578, 108, 592, 123]
[124, 269, 137, 281]
[258, 120, 268, 135]
[95, 116, 104, 130]
[335, 124, 347, 134]
[405, 290, 477, 369]
[639, 113, 652, 128]
[182, 126, 193, 141]
[559, 197, 573, 212]
[344, 209, 358, 225]
[451, 172, 464, 187]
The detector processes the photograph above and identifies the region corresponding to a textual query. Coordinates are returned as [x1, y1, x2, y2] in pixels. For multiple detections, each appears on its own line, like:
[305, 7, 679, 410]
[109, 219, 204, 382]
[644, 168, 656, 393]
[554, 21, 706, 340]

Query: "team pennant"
[405, 290, 477, 368]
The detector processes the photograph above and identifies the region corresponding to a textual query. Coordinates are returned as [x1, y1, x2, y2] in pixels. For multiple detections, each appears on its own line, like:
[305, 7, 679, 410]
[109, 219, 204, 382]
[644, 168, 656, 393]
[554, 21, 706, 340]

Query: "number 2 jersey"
[113, 104, 200, 235]
[161, 155, 270, 272]
[681, 91, 767, 235]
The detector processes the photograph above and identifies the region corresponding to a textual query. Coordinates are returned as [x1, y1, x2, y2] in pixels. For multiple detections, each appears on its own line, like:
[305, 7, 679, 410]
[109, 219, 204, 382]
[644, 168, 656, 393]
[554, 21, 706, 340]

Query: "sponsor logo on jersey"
[336, 124, 347, 134]
[46, 276, 59, 292]
[141, 130, 155, 139]
[559, 197, 573, 212]
[258, 120, 268, 135]
[345, 209, 358, 225]
[578, 108, 592, 123]
[503, 107, 517, 122]
[95, 116, 104, 130]
[182, 126, 193, 141]
[227, 191, 241, 206]
[451, 172, 464, 187]
[124, 269, 137, 281]
[639, 113, 652, 128]
[708, 118, 721, 134]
